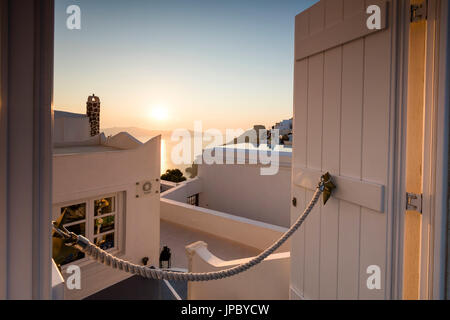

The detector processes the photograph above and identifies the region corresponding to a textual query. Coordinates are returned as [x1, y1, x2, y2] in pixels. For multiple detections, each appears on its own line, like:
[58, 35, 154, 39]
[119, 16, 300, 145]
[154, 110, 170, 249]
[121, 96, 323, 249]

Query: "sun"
[150, 106, 169, 121]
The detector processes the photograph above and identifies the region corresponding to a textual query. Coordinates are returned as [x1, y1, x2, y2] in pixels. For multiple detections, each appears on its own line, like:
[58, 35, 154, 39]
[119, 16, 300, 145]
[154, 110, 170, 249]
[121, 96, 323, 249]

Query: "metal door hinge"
[411, 1, 427, 22]
[406, 192, 423, 213]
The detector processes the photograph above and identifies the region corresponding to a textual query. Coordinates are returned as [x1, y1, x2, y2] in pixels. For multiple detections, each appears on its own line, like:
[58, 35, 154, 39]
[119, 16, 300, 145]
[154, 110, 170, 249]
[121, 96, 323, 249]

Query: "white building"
[273, 119, 293, 136]
[196, 144, 292, 227]
[52, 105, 161, 299]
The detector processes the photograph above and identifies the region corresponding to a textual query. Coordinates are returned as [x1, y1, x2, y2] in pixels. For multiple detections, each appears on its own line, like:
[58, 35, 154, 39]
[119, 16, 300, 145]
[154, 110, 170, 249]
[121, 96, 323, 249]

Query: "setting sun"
[150, 106, 169, 121]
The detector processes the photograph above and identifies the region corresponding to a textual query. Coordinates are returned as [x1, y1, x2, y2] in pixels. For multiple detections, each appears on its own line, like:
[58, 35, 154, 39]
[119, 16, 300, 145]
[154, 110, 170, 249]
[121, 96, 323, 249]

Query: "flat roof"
[212, 143, 293, 157]
[53, 145, 121, 155]
[54, 110, 87, 119]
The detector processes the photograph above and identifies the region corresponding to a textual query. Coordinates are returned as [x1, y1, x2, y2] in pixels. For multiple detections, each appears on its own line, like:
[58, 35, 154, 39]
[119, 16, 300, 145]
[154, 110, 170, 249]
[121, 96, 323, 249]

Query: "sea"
[136, 134, 222, 176]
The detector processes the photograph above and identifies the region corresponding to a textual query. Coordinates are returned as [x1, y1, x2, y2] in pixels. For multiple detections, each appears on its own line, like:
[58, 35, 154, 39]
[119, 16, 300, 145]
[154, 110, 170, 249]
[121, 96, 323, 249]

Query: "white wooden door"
[290, 0, 401, 300]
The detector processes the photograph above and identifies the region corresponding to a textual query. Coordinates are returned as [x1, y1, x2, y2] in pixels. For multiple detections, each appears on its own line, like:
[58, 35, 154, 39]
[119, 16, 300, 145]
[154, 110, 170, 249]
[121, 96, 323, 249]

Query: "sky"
[54, 0, 318, 131]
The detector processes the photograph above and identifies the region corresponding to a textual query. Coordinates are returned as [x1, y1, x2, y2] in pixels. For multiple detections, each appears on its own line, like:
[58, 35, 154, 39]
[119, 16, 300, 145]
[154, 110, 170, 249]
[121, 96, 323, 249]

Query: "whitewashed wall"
[53, 136, 161, 299]
[198, 160, 291, 227]
[291, 0, 398, 300]
[186, 242, 290, 300]
[53, 112, 91, 145]
[161, 197, 290, 253]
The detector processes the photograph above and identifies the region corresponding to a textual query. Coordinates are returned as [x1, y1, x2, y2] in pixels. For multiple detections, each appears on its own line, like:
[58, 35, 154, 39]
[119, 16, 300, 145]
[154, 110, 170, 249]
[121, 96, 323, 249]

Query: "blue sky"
[54, 0, 318, 130]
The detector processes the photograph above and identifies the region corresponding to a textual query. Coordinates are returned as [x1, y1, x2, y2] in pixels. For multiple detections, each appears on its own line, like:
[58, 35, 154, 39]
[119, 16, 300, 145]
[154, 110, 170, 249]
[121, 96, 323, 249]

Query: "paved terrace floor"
[160, 220, 260, 269]
[86, 221, 260, 300]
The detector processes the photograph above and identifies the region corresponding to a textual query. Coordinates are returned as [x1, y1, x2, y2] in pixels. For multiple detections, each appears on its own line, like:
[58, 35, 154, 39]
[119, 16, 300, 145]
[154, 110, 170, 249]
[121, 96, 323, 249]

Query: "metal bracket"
[411, 1, 427, 22]
[406, 192, 422, 213]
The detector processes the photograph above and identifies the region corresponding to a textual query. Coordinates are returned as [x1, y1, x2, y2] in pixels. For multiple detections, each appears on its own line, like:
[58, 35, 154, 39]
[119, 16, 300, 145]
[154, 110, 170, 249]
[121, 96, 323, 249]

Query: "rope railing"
[53, 173, 335, 282]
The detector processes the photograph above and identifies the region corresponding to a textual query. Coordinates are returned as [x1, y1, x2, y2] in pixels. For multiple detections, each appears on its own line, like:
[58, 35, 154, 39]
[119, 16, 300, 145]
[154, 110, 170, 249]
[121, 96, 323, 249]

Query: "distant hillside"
[102, 127, 172, 138]
[102, 127, 263, 146]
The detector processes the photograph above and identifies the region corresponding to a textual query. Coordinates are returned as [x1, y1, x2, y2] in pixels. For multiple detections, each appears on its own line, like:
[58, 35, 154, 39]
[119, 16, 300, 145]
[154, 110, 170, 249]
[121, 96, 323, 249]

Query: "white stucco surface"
[196, 149, 292, 227]
[53, 135, 161, 300]
[54, 111, 91, 145]
[186, 242, 290, 300]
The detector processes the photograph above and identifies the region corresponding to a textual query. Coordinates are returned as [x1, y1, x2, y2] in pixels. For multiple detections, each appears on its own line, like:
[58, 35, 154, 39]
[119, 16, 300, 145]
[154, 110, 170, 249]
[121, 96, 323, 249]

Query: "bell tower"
[86, 94, 100, 136]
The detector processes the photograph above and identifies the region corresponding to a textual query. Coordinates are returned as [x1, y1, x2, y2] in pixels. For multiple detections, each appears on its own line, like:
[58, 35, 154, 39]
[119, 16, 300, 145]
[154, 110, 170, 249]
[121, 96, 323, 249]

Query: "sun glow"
[150, 106, 169, 121]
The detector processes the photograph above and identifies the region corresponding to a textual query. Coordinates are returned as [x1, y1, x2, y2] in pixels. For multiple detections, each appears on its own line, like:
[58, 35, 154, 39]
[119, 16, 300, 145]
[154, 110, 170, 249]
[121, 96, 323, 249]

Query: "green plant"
[161, 169, 187, 183]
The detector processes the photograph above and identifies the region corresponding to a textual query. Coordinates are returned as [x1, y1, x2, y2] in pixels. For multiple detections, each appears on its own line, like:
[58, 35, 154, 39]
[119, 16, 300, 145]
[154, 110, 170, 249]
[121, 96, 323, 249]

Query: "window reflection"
[94, 216, 115, 235]
[94, 197, 115, 216]
[95, 233, 115, 250]
[60, 203, 86, 224]
[66, 223, 86, 236]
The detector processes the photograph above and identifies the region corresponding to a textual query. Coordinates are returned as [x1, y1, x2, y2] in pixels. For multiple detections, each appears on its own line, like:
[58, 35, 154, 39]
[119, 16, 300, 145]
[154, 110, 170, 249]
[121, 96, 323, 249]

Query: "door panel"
[291, 0, 396, 300]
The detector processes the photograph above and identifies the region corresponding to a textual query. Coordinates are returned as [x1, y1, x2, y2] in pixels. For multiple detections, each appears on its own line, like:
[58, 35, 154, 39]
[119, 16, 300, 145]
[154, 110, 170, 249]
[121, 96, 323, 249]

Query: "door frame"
[394, 0, 449, 300]
[420, 0, 449, 300]
[0, 0, 54, 299]
[0, 0, 8, 300]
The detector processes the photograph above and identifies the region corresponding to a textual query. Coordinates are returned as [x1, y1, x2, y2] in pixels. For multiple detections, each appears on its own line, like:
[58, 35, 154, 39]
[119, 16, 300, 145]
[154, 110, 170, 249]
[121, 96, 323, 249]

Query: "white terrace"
[160, 145, 293, 300]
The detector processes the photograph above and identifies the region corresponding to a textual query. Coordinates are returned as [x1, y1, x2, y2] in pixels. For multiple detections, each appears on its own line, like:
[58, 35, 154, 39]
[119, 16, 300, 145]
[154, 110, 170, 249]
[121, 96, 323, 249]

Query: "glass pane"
[94, 233, 115, 250]
[94, 197, 115, 216]
[60, 203, 86, 224]
[60, 250, 85, 266]
[65, 223, 86, 237]
[94, 215, 115, 235]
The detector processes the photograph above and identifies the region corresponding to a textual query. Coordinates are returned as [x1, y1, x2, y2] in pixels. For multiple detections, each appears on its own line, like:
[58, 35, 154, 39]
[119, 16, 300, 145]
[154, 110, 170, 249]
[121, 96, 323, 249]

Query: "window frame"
[54, 192, 124, 269]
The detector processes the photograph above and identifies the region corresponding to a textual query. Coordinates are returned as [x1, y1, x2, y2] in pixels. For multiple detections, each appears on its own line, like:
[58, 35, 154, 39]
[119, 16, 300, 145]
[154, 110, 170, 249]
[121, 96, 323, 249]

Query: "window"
[54, 193, 123, 266]
[187, 194, 199, 206]
[58, 203, 87, 265]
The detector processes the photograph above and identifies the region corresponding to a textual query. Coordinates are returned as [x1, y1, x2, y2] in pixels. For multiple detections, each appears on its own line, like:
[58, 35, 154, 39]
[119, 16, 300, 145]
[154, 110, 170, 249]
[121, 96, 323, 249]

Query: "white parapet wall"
[161, 177, 203, 203]
[186, 241, 290, 300]
[51, 260, 65, 300]
[161, 198, 290, 252]
[161, 177, 290, 252]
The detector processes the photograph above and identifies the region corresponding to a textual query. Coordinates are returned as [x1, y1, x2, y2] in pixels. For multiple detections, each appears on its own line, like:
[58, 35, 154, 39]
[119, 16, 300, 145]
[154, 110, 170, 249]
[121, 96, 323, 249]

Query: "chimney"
[86, 94, 100, 136]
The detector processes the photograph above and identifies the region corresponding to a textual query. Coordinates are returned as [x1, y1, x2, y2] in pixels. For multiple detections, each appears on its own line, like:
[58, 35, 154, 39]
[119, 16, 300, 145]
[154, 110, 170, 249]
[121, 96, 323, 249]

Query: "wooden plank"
[319, 46, 342, 299]
[325, 0, 344, 28]
[361, 32, 391, 184]
[304, 189, 321, 299]
[306, 54, 324, 170]
[344, 0, 365, 19]
[341, 39, 364, 179]
[309, 1, 325, 35]
[338, 34, 365, 299]
[322, 47, 342, 175]
[337, 201, 360, 299]
[295, 1, 388, 61]
[290, 58, 309, 296]
[292, 60, 308, 168]
[303, 52, 324, 299]
[293, 167, 385, 213]
[320, 198, 339, 299]
[359, 207, 386, 299]
[359, 21, 392, 300]
[403, 0, 426, 300]
[290, 187, 307, 297]
[295, 6, 310, 43]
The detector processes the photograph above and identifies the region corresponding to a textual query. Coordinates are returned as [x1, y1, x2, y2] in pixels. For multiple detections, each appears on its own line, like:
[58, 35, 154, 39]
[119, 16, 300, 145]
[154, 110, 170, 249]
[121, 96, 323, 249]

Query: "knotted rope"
[54, 174, 332, 282]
